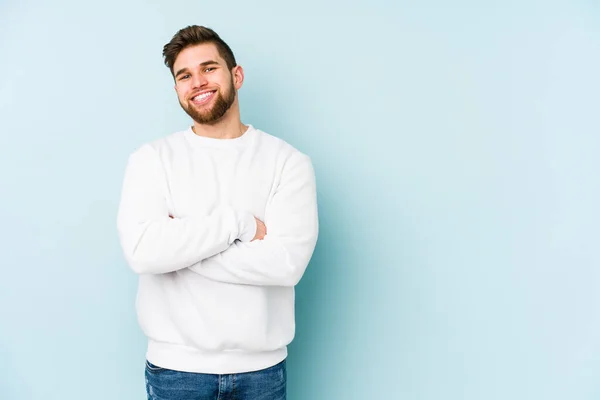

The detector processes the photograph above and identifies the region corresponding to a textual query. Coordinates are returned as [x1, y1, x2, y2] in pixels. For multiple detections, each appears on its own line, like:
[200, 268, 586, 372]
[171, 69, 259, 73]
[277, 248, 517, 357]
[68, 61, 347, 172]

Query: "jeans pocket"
[145, 360, 165, 373]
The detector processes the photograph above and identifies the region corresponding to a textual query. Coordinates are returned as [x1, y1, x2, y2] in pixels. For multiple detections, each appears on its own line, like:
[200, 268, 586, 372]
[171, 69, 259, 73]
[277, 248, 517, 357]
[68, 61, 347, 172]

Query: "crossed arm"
[116, 144, 318, 286]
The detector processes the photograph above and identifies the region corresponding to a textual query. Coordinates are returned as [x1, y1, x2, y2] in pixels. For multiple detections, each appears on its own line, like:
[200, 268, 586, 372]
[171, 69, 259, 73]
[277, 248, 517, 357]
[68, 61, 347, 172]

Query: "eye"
[204, 67, 216, 73]
[179, 74, 190, 81]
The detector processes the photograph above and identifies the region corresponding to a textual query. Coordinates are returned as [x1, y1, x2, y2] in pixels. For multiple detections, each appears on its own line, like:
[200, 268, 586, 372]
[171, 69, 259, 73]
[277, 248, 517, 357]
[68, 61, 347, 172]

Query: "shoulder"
[126, 130, 188, 164]
[253, 127, 314, 179]
[253, 127, 312, 164]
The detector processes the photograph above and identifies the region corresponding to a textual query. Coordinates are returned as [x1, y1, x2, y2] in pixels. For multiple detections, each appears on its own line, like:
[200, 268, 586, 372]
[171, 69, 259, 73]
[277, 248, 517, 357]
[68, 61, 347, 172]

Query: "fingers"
[252, 217, 267, 241]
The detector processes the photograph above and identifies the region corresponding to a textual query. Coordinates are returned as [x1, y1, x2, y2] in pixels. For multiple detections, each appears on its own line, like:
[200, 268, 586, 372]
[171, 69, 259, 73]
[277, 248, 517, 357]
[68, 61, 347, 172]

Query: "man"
[117, 25, 319, 400]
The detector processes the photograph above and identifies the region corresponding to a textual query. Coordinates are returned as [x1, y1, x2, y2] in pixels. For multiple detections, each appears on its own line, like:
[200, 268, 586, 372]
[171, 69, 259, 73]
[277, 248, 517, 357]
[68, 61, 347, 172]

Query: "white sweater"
[116, 125, 318, 374]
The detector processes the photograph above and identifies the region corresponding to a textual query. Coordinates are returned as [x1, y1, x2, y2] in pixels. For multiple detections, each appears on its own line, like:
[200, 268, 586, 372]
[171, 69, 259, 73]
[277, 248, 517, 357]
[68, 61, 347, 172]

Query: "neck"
[191, 103, 247, 139]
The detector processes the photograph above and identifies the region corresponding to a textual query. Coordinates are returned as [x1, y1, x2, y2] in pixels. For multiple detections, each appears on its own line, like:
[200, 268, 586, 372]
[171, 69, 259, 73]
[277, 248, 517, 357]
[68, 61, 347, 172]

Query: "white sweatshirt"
[116, 125, 318, 374]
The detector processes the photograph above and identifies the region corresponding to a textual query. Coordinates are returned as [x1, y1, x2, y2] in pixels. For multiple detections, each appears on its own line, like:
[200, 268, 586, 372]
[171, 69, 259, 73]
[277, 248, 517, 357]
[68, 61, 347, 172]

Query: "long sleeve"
[188, 152, 319, 286]
[116, 144, 257, 275]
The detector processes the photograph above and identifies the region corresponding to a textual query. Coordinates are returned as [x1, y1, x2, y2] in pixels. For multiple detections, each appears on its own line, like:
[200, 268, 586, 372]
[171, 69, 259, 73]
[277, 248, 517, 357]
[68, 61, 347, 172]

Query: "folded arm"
[116, 145, 256, 275]
[188, 152, 319, 286]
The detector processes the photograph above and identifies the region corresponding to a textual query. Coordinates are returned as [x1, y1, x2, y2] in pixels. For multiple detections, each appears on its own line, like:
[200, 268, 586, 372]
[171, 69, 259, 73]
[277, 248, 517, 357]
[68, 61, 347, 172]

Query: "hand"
[252, 217, 267, 241]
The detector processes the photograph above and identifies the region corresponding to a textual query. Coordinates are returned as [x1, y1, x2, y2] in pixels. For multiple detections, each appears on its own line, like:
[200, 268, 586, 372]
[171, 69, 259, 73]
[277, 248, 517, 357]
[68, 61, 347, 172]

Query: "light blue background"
[1, 0, 599, 399]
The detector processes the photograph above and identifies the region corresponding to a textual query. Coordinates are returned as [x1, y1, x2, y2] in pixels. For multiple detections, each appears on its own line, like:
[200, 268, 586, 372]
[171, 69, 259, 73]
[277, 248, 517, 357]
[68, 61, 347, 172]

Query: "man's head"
[163, 26, 243, 125]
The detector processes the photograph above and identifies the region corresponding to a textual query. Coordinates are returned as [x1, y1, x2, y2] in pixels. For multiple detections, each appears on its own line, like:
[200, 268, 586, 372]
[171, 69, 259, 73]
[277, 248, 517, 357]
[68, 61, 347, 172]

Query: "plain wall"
[1, 0, 599, 398]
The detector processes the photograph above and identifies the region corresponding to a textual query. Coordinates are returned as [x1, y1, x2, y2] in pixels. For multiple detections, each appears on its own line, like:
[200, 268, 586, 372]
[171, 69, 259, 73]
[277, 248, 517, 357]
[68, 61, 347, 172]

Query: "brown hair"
[162, 25, 237, 76]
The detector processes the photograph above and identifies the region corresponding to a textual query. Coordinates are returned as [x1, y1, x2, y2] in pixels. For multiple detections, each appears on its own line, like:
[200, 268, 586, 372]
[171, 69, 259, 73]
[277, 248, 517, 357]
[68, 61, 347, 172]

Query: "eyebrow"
[174, 60, 220, 79]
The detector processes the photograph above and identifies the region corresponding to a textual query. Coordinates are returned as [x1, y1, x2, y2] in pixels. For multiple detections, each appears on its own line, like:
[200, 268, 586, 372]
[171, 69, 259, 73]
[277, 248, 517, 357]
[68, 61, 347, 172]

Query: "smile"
[191, 90, 216, 105]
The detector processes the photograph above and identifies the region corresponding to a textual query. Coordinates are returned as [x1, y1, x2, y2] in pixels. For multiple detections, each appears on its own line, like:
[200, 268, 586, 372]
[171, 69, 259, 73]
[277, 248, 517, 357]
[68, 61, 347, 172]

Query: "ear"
[232, 65, 244, 90]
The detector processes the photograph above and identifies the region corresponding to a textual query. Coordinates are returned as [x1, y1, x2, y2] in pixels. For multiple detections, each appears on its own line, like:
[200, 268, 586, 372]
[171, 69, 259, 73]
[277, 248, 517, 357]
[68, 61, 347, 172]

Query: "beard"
[179, 78, 236, 125]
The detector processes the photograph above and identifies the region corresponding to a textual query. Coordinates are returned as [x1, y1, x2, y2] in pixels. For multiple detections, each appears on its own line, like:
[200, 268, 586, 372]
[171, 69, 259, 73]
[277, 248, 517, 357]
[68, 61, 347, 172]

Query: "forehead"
[173, 43, 225, 70]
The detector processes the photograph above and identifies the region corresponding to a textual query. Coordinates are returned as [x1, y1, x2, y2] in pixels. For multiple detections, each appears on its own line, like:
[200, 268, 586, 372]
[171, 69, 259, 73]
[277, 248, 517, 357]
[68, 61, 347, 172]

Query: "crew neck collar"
[184, 124, 256, 149]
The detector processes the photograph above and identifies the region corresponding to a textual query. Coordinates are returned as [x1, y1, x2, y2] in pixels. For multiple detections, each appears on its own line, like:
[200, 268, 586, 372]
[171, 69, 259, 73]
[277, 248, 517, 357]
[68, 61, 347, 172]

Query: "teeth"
[194, 92, 213, 101]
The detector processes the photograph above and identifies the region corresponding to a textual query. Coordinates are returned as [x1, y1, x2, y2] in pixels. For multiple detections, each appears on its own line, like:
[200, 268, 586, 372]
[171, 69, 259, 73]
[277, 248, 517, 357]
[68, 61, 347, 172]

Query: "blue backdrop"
[1, 0, 599, 399]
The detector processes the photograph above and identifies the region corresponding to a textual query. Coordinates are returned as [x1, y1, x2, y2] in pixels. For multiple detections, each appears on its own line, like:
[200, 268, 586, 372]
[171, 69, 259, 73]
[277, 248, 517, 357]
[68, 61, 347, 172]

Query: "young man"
[116, 25, 319, 399]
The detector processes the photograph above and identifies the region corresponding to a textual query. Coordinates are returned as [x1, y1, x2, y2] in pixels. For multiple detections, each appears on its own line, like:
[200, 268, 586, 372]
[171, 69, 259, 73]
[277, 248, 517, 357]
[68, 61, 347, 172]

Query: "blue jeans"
[145, 359, 287, 400]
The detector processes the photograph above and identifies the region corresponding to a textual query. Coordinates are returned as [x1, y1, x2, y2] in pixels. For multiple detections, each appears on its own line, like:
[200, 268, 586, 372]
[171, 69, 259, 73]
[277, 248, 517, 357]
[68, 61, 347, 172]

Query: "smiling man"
[116, 25, 319, 400]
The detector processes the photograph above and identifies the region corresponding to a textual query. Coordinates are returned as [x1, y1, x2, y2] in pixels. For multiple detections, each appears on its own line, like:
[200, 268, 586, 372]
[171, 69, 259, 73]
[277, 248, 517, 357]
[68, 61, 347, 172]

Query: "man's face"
[173, 43, 240, 125]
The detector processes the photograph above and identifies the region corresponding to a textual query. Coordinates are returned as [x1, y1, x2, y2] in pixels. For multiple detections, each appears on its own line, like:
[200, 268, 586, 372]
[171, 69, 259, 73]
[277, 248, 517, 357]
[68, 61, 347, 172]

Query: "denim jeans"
[145, 359, 287, 400]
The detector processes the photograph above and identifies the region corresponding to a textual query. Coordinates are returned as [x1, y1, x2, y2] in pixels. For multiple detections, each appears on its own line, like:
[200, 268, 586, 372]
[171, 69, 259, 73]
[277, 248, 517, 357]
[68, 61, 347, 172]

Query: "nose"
[191, 73, 208, 88]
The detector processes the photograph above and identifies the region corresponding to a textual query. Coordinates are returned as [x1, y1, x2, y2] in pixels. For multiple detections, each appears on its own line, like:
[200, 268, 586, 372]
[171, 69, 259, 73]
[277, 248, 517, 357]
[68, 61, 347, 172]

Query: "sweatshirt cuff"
[237, 210, 257, 242]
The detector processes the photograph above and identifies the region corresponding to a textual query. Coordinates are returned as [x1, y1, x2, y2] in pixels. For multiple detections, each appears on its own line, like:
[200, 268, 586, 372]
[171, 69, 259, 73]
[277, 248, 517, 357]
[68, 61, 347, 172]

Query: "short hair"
[162, 25, 237, 76]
